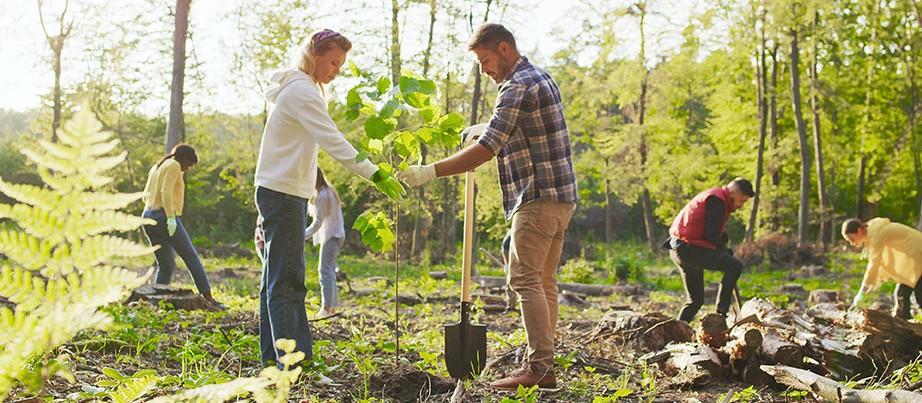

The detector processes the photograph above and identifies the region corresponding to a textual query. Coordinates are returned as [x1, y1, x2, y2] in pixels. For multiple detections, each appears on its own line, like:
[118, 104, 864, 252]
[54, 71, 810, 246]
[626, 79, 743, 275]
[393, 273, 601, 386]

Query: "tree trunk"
[605, 163, 612, 243]
[858, 0, 879, 221]
[789, 28, 811, 246]
[769, 44, 780, 189]
[37, 0, 72, 142]
[637, 3, 656, 253]
[747, 5, 769, 243]
[410, 0, 438, 259]
[857, 156, 867, 220]
[390, 0, 401, 85]
[810, 11, 829, 248]
[762, 365, 922, 402]
[422, 0, 437, 77]
[166, 0, 191, 153]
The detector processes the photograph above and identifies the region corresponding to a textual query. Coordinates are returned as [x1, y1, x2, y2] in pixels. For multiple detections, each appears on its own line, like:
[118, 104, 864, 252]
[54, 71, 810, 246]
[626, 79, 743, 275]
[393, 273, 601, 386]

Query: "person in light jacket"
[303, 168, 345, 319]
[254, 29, 403, 367]
[142, 143, 224, 309]
[843, 218, 922, 319]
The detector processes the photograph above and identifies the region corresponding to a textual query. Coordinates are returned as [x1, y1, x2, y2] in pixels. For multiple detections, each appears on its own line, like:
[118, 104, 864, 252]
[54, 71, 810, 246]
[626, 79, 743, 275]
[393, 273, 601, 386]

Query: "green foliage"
[719, 385, 759, 403]
[560, 258, 596, 284]
[353, 210, 396, 253]
[499, 384, 540, 403]
[343, 63, 464, 253]
[150, 338, 304, 403]
[0, 106, 154, 399]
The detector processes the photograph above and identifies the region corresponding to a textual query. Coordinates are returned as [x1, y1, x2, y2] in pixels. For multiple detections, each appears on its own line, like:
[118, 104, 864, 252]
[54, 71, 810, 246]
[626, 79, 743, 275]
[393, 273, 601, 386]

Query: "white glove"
[851, 290, 864, 309]
[461, 123, 488, 146]
[397, 164, 437, 187]
[166, 217, 177, 237]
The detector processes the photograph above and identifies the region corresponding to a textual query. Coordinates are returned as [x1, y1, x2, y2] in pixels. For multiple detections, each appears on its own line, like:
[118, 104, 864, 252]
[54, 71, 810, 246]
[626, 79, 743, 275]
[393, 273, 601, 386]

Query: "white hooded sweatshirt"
[255, 69, 376, 199]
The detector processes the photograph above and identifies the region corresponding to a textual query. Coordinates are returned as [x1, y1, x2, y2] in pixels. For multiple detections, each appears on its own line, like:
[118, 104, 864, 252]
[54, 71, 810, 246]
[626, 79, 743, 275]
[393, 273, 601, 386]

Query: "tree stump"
[125, 284, 214, 311]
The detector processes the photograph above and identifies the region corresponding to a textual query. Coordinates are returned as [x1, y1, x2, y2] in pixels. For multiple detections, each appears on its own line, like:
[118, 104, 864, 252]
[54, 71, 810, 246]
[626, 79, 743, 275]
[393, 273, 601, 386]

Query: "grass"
[14, 239, 894, 402]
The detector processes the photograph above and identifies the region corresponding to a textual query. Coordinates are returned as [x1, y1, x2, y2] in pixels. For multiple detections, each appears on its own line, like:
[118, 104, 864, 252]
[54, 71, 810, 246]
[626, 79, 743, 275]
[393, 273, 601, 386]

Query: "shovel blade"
[444, 321, 487, 379]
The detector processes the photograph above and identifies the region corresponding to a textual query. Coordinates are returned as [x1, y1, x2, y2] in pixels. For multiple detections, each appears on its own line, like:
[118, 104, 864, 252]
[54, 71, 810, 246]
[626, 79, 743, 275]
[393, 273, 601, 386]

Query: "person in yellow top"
[142, 143, 223, 309]
[842, 217, 922, 319]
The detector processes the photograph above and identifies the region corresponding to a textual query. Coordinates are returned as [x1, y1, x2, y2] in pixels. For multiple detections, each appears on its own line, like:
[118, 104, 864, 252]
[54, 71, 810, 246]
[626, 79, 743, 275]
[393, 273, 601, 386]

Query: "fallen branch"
[761, 365, 922, 402]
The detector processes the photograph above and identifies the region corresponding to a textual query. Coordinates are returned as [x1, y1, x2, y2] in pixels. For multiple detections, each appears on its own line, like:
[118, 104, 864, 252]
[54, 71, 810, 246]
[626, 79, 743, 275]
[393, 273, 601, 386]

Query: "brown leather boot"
[489, 367, 556, 390]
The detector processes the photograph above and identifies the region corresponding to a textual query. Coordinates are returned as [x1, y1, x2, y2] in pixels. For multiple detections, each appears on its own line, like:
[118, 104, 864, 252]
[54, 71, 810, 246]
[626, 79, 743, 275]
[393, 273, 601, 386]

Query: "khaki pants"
[507, 200, 576, 373]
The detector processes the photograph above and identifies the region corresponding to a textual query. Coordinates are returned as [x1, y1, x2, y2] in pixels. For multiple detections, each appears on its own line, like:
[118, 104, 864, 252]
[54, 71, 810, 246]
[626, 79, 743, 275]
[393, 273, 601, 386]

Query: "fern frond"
[0, 180, 59, 210]
[109, 374, 159, 403]
[0, 230, 52, 271]
[60, 191, 146, 212]
[147, 377, 273, 403]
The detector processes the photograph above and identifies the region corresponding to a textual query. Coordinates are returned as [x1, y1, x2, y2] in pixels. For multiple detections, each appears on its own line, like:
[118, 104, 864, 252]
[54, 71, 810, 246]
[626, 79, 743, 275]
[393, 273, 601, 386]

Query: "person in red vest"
[664, 178, 754, 322]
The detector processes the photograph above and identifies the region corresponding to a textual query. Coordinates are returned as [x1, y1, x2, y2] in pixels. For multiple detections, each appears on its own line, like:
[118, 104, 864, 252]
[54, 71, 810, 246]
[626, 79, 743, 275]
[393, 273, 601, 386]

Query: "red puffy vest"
[669, 187, 732, 250]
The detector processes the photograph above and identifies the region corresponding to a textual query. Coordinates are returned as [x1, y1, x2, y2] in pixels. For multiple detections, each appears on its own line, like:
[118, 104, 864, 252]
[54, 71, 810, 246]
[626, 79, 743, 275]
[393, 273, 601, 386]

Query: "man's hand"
[461, 123, 488, 146]
[397, 164, 437, 187]
[166, 217, 177, 237]
[371, 169, 406, 199]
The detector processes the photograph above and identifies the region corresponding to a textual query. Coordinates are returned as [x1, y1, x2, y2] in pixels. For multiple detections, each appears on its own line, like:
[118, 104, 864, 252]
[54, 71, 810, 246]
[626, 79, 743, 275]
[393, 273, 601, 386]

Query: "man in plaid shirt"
[400, 22, 578, 390]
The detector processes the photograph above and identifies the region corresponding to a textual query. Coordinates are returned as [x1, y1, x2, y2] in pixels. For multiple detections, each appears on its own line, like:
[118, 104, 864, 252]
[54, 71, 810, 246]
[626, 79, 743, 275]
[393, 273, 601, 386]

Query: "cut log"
[588, 310, 693, 353]
[660, 343, 723, 387]
[761, 364, 922, 402]
[697, 313, 729, 348]
[558, 290, 590, 307]
[125, 284, 214, 311]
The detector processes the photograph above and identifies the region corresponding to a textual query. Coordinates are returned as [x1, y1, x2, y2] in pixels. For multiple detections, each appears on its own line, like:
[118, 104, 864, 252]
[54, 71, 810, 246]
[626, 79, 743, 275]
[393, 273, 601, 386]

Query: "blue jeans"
[318, 237, 344, 309]
[255, 186, 313, 367]
[142, 209, 211, 295]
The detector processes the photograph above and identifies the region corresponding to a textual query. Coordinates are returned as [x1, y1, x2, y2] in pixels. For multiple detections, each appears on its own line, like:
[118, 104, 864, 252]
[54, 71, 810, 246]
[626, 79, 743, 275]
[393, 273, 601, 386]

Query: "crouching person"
[664, 178, 754, 322]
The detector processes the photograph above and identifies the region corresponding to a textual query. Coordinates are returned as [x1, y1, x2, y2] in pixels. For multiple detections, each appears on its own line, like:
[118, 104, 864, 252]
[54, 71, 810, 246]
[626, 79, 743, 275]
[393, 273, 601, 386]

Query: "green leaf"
[349, 61, 362, 77]
[379, 98, 400, 119]
[347, 88, 363, 109]
[352, 211, 395, 253]
[399, 76, 420, 94]
[404, 92, 430, 109]
[376, 76, 391, 96]
[102, 367, 125, 380]
[355, 150, 369, 163]
[438, 113, 465, 133]
[345, 110, 360, 121]
[368, 139, 384, 155]
[418, 79, 436, 94]
[393, 131, 420, 159]
[419, 107, 437, 124]
[364, 116, 394, 140]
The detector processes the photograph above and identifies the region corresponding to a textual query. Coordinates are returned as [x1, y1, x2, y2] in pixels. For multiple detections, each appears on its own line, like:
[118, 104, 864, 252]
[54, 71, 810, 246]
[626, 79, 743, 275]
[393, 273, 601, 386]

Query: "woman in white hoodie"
[254, 29, 403, 367]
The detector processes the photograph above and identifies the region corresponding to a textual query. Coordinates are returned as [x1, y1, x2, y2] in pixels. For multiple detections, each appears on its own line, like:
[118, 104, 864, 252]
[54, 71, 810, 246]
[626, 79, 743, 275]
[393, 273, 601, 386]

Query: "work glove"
[397, 164, 437, 187]
[461, 123, 488, 146]
[371, 169, 406, 200]
[850, 289, 864, 309]
[166, 217, 177, 237]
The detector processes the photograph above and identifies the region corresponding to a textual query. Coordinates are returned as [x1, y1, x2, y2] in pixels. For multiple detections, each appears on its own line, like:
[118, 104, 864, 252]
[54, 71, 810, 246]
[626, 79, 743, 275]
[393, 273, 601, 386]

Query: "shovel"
[444, 170, 487, 379]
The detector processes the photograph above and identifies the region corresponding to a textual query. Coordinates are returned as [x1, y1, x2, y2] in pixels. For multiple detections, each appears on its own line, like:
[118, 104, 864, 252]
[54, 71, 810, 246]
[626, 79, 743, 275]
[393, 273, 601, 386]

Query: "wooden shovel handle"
[462, 171, 475, 303]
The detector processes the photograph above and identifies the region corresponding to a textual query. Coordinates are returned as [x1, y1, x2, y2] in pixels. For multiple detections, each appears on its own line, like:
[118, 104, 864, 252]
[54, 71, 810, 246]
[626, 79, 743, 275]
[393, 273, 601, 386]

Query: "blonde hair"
[299, 29, 352, 82]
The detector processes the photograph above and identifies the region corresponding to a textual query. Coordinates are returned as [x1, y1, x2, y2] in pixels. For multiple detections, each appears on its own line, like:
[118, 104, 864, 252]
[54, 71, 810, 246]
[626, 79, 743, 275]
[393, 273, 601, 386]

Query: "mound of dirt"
[368, 363, 455, 402]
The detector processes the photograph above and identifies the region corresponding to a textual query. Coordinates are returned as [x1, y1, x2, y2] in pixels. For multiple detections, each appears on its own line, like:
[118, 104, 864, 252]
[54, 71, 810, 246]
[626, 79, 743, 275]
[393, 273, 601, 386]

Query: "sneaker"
[315, 308, 336, 319]
[203, 296, 227, 311]
[489, 367, 556, 390]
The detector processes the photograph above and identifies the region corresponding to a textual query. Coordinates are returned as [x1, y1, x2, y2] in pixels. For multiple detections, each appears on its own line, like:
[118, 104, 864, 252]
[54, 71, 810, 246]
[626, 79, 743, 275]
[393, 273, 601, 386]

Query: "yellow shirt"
[860, 217, 922, 289]
[142, 158, 185, 217]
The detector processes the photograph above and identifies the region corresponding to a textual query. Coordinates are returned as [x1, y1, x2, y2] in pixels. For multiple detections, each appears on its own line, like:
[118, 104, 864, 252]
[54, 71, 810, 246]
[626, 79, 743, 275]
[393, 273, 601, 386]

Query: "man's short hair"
[468, 22, 517, 51]
[728, 178, 755, 197]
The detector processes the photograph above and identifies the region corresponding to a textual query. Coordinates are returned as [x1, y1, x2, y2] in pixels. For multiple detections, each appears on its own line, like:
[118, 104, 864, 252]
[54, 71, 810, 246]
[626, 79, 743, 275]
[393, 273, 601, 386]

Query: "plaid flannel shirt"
[477, 57, 578, 220]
